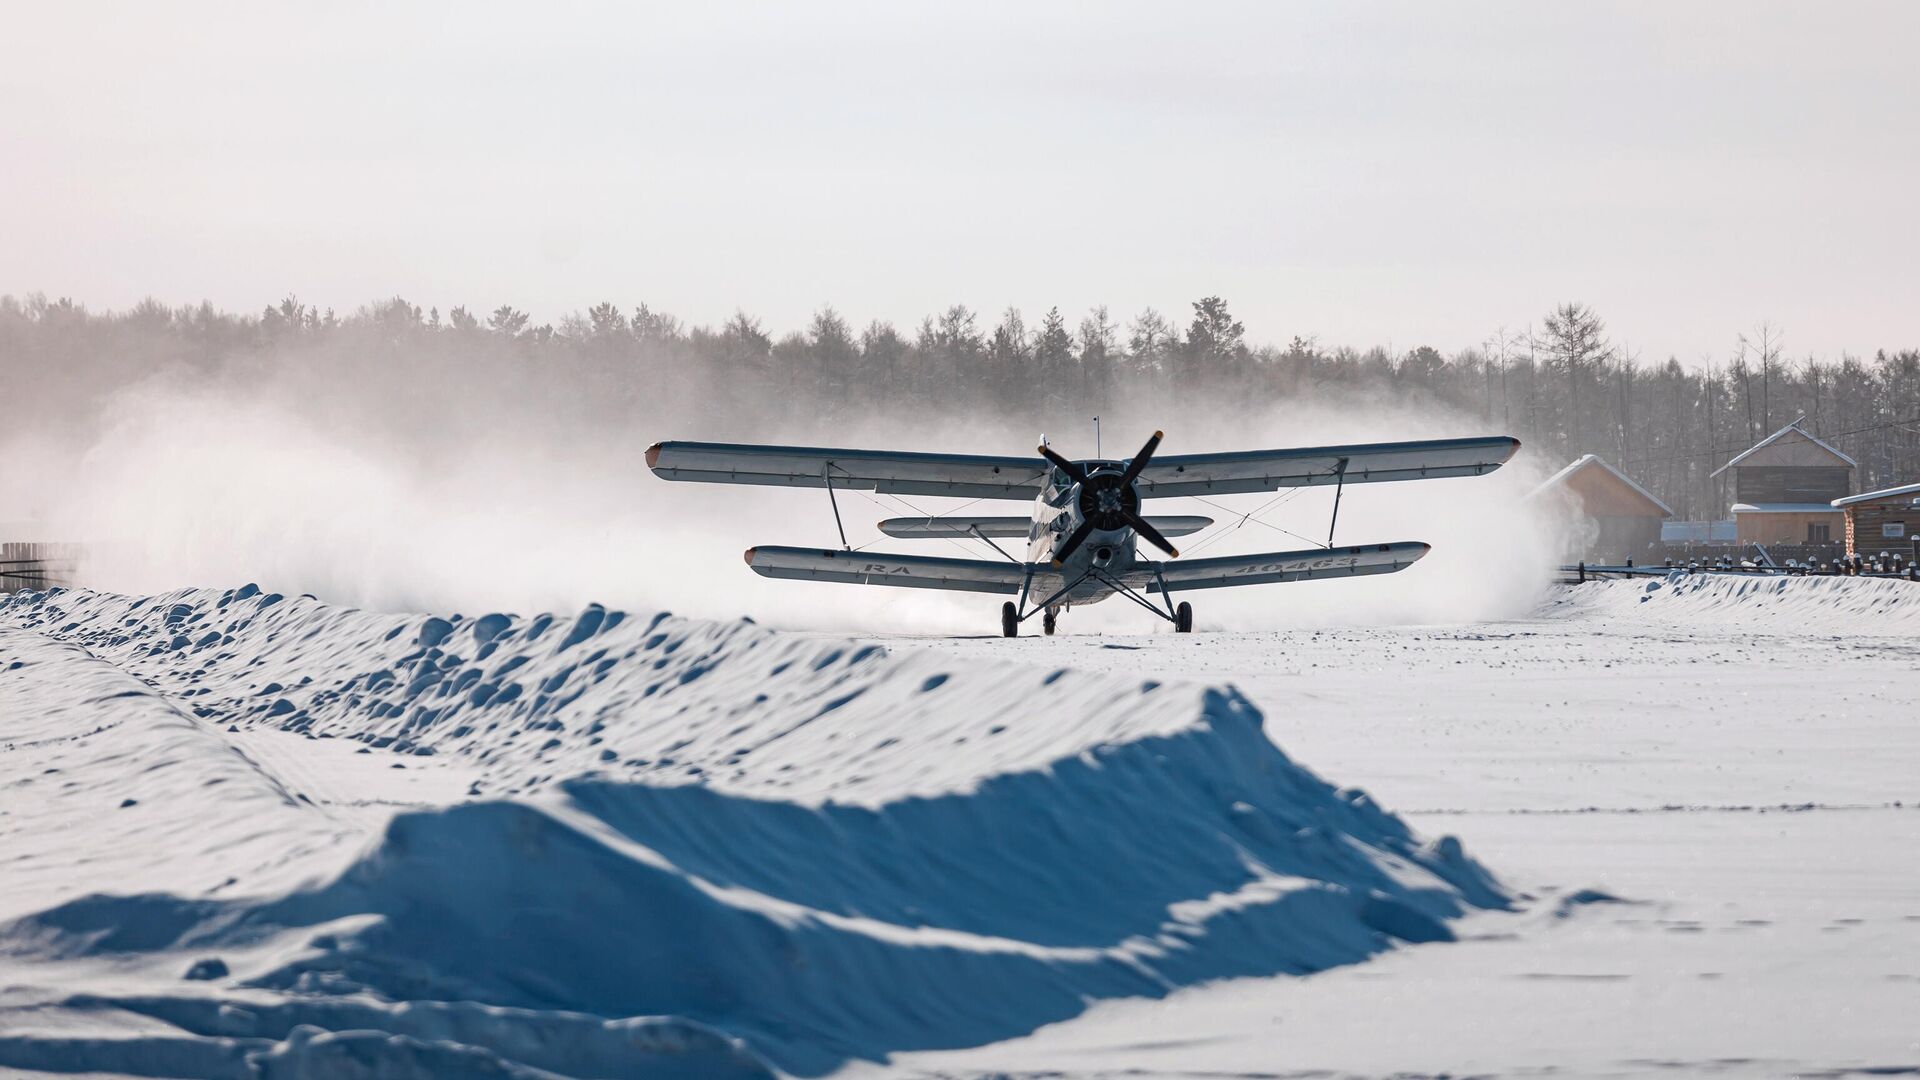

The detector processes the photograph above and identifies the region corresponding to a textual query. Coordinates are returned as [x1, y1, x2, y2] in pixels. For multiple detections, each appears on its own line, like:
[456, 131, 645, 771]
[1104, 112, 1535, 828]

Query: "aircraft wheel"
[1001, 601, 1019, 638]
[1175, 601, 1193, 634]
[1042, 609, 1057, 636]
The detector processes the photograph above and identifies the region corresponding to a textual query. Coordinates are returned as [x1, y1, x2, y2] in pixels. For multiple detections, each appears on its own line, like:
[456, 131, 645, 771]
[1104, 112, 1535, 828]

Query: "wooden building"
[1710, 420, 1854, 545]
[1832, 483, 1920, 557]
[1533, 454, 1672, 563]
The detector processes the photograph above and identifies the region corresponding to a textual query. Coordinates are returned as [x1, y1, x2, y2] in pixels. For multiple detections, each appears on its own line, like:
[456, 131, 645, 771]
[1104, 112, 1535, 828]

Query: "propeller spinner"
[1038, 430, 1178, 567]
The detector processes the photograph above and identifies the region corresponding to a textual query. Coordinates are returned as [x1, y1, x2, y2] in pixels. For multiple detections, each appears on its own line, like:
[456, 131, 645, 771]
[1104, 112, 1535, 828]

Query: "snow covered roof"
[1730, 502, 1845, 514]
[1531, 454, 1673, 516]
[1833, 482, 1920, 508]
[1710, 419, 1857, 477]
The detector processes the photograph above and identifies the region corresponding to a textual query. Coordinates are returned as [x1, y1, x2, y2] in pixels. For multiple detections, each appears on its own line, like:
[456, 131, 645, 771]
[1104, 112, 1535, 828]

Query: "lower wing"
[744, 546, 1031, 594]
[1142, 541, 1430, 591]
[744, 540, 1427, 596]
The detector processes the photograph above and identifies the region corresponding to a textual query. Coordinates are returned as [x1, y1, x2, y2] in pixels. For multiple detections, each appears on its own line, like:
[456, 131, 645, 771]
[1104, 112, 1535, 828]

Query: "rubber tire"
[1042, 610, 1057, 636]
[1001, 601, 1019, 638]
[1175, 601, 1193, 634]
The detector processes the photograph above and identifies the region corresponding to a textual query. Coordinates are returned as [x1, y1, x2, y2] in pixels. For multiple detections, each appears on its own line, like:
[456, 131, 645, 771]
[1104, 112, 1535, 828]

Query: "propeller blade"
[1126, 511, 1179, 558]
[1051, 517, 1096, 567]
[1117, 429, 1164, 487]
[1038, 443, 1087, 484]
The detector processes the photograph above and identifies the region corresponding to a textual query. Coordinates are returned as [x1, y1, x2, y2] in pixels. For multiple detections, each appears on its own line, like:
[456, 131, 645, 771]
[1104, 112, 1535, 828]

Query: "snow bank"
[1538, 572, 1920, 632]
[0, 587, 1505, 1076]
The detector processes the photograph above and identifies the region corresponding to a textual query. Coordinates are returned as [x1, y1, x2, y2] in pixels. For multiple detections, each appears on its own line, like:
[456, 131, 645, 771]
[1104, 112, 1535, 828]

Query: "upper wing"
[648, 441, 1047, 500]
[1141, 541, 1430, 591]
[745, 546, 1030, 594]
[1134, 436, 1520, 499]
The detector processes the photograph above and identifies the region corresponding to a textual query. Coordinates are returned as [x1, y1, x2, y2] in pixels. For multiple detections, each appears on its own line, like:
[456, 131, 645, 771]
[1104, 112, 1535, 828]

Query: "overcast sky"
[4, 1, 1916, 360]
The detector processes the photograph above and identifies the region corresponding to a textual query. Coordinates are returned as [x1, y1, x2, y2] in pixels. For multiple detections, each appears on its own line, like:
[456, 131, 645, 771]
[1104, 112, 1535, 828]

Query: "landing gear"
[1002, 566, 1186, 638]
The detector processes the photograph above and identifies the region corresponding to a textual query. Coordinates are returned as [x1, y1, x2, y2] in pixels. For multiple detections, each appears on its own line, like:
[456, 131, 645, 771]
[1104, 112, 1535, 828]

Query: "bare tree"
[1535, 303, 1613, 456]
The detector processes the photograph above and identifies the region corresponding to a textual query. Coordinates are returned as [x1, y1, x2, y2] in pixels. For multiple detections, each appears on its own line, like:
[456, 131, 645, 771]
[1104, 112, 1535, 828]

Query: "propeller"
[1038, 443, 1086, 485]
[1040, 430, 1178, 566]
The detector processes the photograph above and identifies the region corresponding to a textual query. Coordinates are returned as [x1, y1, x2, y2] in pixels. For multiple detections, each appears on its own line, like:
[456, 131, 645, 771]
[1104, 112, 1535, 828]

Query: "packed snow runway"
[1, 575, 1916, 1078]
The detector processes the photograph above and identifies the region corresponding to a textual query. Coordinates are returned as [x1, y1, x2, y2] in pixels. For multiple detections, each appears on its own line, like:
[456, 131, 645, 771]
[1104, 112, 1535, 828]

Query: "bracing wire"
[836, 483, 989, 560]
[1184, 491, 1332, 552]
[1179, 461, 1344, 555]
[1184, 487, 1304, 556]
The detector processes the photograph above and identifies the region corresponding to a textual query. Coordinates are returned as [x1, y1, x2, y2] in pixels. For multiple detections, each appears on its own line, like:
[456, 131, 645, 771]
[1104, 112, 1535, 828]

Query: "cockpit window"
[1044, 466, 1076, 507]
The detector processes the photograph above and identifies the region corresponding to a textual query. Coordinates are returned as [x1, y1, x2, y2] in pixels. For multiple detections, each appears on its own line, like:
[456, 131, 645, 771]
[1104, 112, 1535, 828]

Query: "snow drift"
[1539, 571, 1920, 632]
[0, 587, 1506, 1077]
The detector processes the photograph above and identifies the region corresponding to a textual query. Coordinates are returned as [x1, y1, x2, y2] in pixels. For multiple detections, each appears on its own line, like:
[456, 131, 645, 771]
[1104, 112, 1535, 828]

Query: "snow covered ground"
[876, 575, 1920, 1079]
[1, 574, 1916, 1078]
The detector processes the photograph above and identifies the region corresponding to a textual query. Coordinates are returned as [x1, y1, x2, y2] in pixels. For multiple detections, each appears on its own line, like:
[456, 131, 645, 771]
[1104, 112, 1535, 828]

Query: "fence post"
[1578, 561, 1586, 584]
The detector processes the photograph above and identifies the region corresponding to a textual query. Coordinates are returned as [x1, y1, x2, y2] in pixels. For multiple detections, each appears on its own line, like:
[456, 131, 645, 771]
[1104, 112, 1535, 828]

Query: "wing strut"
[1327, 456, 1349, 547]
[822, 464, 850, 550]
[966, 524, 1022, 565]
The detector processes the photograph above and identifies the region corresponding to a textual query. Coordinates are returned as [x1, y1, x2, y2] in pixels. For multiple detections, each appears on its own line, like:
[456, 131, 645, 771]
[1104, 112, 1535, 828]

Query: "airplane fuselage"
[1027, 461, 1141, 607]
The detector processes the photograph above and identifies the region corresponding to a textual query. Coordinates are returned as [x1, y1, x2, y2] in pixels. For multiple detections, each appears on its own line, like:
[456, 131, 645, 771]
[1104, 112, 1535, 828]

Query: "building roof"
[1731, 502, 1845, 514]
[1833, 482, 1920, 508]
[1710, 419, 1857, 477]
[1531, 454, 1673, 516]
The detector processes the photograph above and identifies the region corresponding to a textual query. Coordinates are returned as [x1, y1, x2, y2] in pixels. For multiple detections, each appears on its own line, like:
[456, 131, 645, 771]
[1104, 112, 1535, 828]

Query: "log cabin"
[1831, 483, 1920, 558]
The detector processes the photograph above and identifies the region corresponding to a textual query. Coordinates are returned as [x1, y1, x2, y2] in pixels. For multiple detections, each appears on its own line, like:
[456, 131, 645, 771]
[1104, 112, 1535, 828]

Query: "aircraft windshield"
[1046, 467, 1075, 506]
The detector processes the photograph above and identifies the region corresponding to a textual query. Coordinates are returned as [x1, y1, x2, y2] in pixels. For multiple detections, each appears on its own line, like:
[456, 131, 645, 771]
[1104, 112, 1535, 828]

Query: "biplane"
[646, 430, 1519, 636]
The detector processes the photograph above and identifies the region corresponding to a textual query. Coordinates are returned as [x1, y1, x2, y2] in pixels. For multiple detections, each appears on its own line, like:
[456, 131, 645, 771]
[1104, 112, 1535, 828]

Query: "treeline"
[3, 292, 1917, 520]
